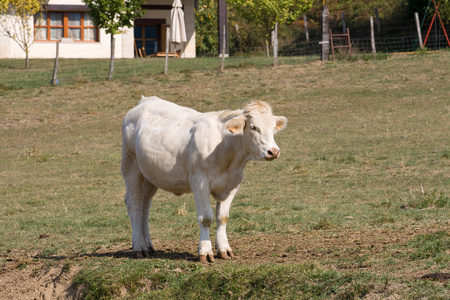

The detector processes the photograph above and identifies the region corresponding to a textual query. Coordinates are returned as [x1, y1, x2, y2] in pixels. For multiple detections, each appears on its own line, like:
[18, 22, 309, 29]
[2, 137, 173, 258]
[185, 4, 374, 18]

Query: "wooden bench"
[149, 51, 180, 58]
[136, 46, 181, 58]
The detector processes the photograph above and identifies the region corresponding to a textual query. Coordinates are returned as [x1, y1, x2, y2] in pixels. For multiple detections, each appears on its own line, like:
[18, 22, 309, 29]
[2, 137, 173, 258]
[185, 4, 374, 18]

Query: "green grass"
[0, 56, 315, 90]
[73, 259, 376, 299]
[407, 231, 450, 262]
[1, 52, 449, 299]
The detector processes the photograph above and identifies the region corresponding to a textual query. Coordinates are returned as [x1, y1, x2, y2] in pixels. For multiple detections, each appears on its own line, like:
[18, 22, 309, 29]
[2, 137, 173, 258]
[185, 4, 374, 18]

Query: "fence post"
[303, 15, 309, 42]
[51, 42, 59, 85]
[164, 27, 169, 75]
[370, 16, 376, 54]
[415, 12, 424, 49]
[218, 0, 228, 56]
[342, 12, 346, 34]
[321, 4, 330, 62]
[265, 40, 270, 58]
[272, 22, 278, 67]
[220, 25, 226, 72]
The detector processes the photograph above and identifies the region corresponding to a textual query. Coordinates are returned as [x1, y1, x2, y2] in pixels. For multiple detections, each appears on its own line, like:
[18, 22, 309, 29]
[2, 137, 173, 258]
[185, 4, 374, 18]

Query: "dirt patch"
[0, 262, 82, 300]
[1, 226, 447, 299]
[421, 273, 450, 281]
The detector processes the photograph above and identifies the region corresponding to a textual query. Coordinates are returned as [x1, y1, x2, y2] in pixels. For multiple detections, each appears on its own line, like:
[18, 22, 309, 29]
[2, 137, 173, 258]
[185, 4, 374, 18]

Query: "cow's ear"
[275, 116, 287, 132]
[225, 117, 246, 134]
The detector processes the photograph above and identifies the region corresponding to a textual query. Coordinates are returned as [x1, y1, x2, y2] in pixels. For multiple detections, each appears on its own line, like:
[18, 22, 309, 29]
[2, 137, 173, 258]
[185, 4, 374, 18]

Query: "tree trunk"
[25, 51, 29, 69]
[52, 42, 60, 85]
[108, 34, 115, 80]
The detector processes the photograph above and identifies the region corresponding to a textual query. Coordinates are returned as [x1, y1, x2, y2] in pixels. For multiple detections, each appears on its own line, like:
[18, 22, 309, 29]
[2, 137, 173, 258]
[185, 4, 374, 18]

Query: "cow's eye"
[250, 125, 260, 133]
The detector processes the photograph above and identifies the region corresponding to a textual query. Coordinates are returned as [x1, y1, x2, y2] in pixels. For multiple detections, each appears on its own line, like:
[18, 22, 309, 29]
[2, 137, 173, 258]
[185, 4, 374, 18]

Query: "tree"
[195, 0, 219, 56]
[228, 0, 313, 42]
[0, 0, 45, 68]
[408, 0, 450, 21]
[82, 0, 145, 80]
[308, 0, 410, 22]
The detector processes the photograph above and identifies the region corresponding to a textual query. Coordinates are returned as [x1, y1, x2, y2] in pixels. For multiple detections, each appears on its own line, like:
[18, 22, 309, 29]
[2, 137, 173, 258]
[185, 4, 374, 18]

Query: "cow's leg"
[122, 152, 150, 258]
[141, 179, 158, 256]
[191, 178, 214, 262]
[215, 186, 239, 260]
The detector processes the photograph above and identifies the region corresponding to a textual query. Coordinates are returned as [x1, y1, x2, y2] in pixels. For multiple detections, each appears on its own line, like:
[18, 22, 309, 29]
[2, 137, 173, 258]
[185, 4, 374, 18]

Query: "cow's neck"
[221, 133, 250, 173]
[209, 133, 249, 201]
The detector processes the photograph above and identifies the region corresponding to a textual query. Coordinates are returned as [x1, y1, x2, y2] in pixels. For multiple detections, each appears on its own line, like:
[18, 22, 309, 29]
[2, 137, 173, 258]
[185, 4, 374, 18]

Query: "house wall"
[0, 0, 134, 59]
[30, 30, 133, 59]
[184, 0, 196, 58]
[139, 0, 195, 58]
[0, 0, 196, 59]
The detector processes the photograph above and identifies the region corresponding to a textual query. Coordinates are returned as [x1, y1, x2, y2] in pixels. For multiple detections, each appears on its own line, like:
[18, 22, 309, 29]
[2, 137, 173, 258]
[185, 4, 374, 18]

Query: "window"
[134, 26, 160, 56]
[34, 12, 98, 42]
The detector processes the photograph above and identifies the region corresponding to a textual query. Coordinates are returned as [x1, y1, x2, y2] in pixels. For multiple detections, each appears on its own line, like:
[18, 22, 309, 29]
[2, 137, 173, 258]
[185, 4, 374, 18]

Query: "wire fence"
[201, 17, 450, 58]
[1, 16, 449, 90]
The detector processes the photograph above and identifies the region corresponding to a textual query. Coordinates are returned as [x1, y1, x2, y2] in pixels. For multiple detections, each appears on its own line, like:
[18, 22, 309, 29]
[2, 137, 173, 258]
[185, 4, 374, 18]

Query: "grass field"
[1, 52, 449, 299]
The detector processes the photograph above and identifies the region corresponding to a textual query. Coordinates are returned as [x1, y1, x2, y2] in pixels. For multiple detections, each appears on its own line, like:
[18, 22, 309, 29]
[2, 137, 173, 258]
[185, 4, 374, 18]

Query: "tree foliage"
[408, 0, 450, 21]
[195, 0, 219, 56]
[82, 0, 145, 79]
[82, 0, 145, 35]
[195, 0, 449, 56]
[228, 0, 314, 38]
[306, 0, 450, 24]
[307, 0, 409, 25]
[0, 0, 46, 68]
[0, 0, 42, 15]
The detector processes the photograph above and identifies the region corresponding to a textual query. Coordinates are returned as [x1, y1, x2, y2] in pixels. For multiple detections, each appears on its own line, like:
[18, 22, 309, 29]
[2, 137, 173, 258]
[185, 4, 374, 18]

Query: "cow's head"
[225, 101, 287, 161]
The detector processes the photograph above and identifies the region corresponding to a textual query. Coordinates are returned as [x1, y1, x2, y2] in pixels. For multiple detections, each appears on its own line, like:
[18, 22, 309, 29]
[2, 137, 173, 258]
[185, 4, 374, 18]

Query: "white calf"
[121, 97, 287, 261]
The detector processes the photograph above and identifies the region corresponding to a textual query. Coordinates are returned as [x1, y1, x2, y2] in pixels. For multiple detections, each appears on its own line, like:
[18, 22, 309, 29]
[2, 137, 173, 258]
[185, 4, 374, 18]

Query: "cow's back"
[137, 96, 200, 121]
[122, 97, 202, 194]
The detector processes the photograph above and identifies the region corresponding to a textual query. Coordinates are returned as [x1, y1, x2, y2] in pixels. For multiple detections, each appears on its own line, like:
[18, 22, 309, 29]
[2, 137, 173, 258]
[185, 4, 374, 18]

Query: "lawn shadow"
[86, 247, 199, 262]
[34, 247, 198, 262]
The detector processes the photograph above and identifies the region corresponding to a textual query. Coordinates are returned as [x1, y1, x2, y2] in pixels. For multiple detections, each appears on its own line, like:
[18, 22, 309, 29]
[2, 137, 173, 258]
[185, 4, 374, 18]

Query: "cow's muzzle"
[265, 148, 280, 161]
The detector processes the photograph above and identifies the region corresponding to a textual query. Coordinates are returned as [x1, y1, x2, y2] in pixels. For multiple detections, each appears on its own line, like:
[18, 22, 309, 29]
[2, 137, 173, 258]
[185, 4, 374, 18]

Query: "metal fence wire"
[2, 16, 449, 89]
[200, 17, 450, 58]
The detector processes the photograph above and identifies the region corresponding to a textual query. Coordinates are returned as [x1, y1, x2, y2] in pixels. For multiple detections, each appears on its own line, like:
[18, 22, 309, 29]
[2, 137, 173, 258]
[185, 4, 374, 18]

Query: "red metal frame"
[423, 0, 450, 48]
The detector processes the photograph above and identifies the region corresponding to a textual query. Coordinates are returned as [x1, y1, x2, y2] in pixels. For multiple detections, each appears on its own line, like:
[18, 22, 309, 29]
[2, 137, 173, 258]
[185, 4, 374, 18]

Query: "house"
[0, 0, 196, 59]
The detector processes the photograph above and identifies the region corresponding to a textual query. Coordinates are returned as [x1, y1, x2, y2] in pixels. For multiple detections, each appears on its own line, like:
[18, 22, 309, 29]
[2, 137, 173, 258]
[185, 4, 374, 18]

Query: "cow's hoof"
[134, 250, 152, 259]
[199, 254, 215, 263]
[218, 250, 235, 260]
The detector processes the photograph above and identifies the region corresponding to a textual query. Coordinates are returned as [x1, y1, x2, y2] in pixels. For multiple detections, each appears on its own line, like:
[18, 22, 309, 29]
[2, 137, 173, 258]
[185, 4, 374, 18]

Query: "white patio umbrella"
[170, 0, 187, 57]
